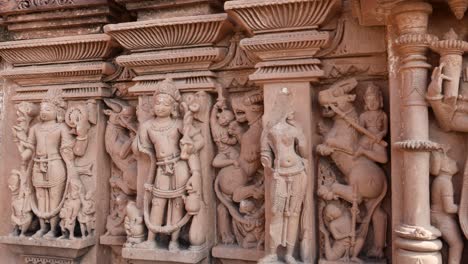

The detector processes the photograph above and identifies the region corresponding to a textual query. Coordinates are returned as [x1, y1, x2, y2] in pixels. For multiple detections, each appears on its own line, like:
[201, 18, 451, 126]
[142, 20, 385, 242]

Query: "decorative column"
[225, 0, 338, 263]
[391, 2, 443, 263]
[0, 2, 126, 263]
[104, 1, 228, 263]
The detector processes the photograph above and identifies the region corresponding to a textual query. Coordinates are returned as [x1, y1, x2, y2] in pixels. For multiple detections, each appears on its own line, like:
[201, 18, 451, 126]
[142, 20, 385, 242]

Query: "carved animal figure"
[215, 90, 265, 247]
[317, 78, 388, 258]
[103, 98, 138, 194]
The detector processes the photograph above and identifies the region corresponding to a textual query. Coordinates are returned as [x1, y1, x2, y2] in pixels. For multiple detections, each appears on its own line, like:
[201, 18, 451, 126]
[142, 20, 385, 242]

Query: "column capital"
[225, 0, 339, 83]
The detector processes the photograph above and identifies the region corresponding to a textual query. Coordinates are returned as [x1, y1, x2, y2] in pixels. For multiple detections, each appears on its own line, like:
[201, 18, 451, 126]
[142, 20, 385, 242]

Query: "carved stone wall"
[0, 0, 466, 264]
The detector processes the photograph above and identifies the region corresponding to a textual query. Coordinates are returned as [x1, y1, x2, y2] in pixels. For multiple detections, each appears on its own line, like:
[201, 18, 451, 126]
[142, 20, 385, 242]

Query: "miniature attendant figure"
[9, 170, 32, 237]
[320, 203, 364, 263]
[59, 180, 82, 240]
[210, 99, 239, 169]
[430, 150, 463, 264]
[355, 83, 388, 164]
[124, 201, 146, 245]
[238, 198, 265, 249]
[259, 88, 308, 264]
[78, 190, 95, 238]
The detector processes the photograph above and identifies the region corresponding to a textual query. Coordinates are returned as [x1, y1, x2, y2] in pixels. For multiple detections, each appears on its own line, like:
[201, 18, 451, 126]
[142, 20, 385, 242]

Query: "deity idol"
[134, 78, 204, 250]
[259, 88, 309, 264]
[19, 89, 89, 239]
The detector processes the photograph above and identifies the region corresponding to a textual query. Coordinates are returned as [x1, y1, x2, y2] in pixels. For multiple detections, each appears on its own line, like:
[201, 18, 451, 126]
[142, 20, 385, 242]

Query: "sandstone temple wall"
[0, 1, 466, 264]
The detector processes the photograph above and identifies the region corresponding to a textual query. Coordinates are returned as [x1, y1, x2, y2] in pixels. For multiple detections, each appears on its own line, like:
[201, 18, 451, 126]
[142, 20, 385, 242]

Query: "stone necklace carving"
[151, 119, 177, 133]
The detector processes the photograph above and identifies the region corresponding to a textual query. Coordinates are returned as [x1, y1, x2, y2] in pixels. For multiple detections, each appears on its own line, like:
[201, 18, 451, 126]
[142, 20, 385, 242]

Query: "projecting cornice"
[104, 13, 232, 51]
[0, 34, 119, 65]
[225, 0, 340, 35]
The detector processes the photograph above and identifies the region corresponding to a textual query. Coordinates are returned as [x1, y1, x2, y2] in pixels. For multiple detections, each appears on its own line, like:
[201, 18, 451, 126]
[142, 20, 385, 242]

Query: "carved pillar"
[104, 1, 226, 263]
[0, 2, 127, 263]
[225, 0, 338, 263]
[390, 2, 443, 263]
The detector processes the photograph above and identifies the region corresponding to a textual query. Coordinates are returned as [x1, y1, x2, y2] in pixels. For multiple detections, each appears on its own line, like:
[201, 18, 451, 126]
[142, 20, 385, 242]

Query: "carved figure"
[103, 98, 138, 194]
[105, 185, 130, 236]
[17, 89, 90, 239]
[355, 84, 388, 164]
[214, 90, 265, 248]
[134, 78, 205, 250]
[78, 190, 95, 238]
[210, 100, 239, 169]
[103, 98, 138, 237]
[259, 88, 308, 264]
[9, 170, 32, 237]
[320, 203, 364, 263]
[124, 201, 146, 245]
[426, 41, 468, 242]
[12, 102, 39, 164]
[317, 78, 388, 259]
[59, 179, 82, 240]
[430, 150, 463, 264]
[237, 199, 264, 249]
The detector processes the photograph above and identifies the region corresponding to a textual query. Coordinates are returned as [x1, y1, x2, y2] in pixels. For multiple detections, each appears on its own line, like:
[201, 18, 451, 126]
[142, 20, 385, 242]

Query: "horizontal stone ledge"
[12, 82, 113, 101]
[122, 246, 209, 263]
[104, 13, 232, 51]
[0, 34, 120, 65]
[0, 235, 95, 259]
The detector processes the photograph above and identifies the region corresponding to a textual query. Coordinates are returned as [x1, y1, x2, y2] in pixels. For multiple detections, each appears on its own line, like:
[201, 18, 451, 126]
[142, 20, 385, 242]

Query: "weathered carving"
[447, 0, 468, 19]
[103, 98, 138, 238]
[17, 0, 75, 10]
[9, 170, 33, 237]
[430, 149, 464, 264]
[214, 89, 265, 249]
[317, 78, 388, 261]
[124, 201, 146, 246]
[11, 88, 95, 240]
[78, 189, 95, 238]
[426, 30, 468, 249]
[59, 179, 82, 240]
[131, 78, 206, 250]
[258, 88, 308, 264]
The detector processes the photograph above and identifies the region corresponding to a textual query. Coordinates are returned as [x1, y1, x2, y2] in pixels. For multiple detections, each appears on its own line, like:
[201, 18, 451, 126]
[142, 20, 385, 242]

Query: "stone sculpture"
[8, 170, 32, 237]
[133, 78, 205, 251]
[214, 89, 265, 249]
[59, 179, 82, 240]
[10, 88, 94, 240]
[259, 88, 308, 264]
[103, 98, 138, 236]
[430, 149, 463, 264]
[124, 201, 146, 246]
[320, 203, 363, 263]
[78, 190, 96, 238]
[317, 78, 388, 261]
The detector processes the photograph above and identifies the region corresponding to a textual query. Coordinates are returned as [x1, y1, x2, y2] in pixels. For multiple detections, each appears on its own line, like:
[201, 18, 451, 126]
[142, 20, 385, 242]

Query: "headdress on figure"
[42, 88, 67, 122]
[364, 83, 383, 109]
[152, 78, 181, 118]
[153, 78, 181, 103]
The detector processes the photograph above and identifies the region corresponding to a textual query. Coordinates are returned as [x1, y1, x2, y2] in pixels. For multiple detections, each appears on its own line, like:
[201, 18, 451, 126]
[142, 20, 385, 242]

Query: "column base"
[395, 249, 441, 264]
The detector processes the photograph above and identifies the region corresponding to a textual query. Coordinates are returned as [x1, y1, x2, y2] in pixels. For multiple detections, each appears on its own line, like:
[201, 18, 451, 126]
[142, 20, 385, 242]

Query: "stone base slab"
[318, 258, 387, 264]
[122, 246, 209, 263]
[0, 235, 95, 259]
[211, 244, 264, 262]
